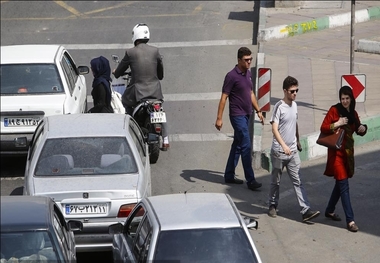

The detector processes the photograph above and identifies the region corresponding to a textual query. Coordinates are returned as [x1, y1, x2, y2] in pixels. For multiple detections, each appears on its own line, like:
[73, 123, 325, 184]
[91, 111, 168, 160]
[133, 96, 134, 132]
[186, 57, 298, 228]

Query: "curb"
[259, 6, 380, 42]
[357, 39, 380, 54]
[261, 115, 380, 172]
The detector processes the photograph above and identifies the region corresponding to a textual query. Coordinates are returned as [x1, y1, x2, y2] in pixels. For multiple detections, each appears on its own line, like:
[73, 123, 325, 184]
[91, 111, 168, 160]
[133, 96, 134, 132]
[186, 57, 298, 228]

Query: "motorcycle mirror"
[111, 55, 119, 63]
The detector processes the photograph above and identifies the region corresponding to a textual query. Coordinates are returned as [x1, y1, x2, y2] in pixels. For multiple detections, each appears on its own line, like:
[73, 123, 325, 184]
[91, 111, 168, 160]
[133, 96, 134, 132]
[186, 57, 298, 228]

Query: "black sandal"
[324, 212, 342, 221]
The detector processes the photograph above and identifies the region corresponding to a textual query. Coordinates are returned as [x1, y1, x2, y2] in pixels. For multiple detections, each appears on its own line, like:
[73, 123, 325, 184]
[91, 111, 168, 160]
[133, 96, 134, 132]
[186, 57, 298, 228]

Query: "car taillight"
[117, 203, 136, 217]
[155, 126, 161, 133]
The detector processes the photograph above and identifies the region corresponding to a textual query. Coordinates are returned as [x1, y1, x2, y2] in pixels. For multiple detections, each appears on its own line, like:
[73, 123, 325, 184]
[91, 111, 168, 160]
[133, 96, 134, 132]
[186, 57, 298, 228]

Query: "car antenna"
[184, 186, 195, 194]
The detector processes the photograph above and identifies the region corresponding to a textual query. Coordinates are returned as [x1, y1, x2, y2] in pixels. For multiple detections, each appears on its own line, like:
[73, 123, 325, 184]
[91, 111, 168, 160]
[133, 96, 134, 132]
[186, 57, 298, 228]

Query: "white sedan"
[0, 44, 89, 156]
[21, 113, 157, 252]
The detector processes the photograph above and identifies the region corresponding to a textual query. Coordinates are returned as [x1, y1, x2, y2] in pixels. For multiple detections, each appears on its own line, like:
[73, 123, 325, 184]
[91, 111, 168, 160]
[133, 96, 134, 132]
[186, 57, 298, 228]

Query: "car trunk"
[33, 174, 140, 218]
[1, 94, 66, 133]
[33, 174, 139, 198]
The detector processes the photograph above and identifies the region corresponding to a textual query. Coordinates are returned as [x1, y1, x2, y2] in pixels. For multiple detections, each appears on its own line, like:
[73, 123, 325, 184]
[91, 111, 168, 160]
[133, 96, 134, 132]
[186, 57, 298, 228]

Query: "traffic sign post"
[258, 68, 271, 112]
[341, 74, 366, 102]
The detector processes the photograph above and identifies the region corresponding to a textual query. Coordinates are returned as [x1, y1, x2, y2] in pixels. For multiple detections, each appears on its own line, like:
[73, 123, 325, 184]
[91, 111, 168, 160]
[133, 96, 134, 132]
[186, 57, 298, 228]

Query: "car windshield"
[0, 231, 58, 262]
[0, 64, 64, 95]
[35, 137, 138, 176]
[154, 228, 259, 263]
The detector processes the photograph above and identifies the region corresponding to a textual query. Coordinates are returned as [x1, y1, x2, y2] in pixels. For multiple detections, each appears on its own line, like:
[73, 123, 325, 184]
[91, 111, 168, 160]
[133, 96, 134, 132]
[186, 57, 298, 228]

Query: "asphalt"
[252, 1, 380, 171]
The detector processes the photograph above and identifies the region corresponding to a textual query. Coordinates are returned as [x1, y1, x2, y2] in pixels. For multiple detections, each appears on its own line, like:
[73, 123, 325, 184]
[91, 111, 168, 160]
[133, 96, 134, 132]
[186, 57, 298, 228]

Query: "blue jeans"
[224, 115, 256, 184]
[326, 179, 354, 224]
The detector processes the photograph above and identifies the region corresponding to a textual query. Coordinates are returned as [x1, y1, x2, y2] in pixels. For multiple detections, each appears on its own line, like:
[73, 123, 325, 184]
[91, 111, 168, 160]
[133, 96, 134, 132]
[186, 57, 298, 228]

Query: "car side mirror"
[146, 133, 159, 145]
[68, 220, 83, 232]
[109, 223, 123, 234]
[78, 66, 90, 75]
[243, 216, 258, 230]
[14, 137, 28, 148]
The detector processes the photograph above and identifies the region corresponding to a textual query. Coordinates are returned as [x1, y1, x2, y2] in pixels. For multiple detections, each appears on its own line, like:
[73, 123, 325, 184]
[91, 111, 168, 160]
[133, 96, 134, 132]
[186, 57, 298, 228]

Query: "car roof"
[44, 114, 131, 138]
[1, 44, 63, 64]
[1, 196, 53, 232]
[146, 193, 242, 230]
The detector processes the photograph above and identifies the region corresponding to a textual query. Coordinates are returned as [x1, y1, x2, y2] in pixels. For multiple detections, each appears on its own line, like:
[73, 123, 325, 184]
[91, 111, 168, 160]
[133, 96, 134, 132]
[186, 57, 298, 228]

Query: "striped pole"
[258, 68, 271, 112]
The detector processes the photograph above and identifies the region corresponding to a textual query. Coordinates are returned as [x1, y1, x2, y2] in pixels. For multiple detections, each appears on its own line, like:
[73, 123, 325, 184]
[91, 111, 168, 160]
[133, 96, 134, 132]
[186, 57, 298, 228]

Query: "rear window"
[0, 64, 64, 95]
[154, 228, 259, 263]
[34, 137, 138, 176]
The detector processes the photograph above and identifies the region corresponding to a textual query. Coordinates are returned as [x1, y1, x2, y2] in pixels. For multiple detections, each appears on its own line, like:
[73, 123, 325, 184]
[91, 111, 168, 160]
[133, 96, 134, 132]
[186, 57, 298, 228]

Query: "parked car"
[0, 44, 89, 156]
[109, 193, 263, 263]
[21, 113, 157, 252]
[0, 195, 82, 263]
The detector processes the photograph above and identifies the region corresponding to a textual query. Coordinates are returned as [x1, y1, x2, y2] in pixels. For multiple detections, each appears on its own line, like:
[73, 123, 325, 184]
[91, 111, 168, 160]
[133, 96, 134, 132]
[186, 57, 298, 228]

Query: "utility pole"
[350, 0, 355, 74]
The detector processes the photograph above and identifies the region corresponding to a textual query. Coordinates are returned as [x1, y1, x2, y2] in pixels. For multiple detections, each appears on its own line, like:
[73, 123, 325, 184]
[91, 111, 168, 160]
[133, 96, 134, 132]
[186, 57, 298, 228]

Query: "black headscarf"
[91, 56, 112, 105]
[334, 85, 356, 125]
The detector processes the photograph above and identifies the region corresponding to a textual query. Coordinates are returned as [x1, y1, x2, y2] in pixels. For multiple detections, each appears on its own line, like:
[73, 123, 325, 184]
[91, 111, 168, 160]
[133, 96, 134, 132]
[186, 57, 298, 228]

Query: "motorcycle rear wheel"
[142, 119, 160, 164]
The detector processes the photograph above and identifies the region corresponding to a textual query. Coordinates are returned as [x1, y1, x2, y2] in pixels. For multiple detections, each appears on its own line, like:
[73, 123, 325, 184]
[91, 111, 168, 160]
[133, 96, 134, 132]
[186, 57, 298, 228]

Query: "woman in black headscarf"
[88, 56, 114, 113]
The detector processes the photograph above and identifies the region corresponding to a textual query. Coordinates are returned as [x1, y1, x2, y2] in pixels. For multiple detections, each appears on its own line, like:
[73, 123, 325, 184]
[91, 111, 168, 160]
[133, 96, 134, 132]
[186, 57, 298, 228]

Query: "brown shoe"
[161, 143, 169, 151]
[347, 222, 359, 232]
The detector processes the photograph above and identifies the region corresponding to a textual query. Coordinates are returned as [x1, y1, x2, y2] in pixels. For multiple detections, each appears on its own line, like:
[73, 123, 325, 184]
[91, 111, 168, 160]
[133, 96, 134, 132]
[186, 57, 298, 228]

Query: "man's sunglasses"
[288, 89, 299, 94]
[243, 57, 253, 62]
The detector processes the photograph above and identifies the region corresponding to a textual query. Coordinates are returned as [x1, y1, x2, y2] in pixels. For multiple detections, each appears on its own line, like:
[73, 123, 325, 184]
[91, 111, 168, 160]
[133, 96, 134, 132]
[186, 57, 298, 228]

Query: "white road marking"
[87, 92, 221, 103]
[0, 177, 24, 181]
[170, 133, 234, 142]
[64, 39, 253, 50]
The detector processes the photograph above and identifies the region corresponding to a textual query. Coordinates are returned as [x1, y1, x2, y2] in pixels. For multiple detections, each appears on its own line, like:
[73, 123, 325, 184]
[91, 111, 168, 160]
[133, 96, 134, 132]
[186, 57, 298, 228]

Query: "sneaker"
[247, 181, 262, 190]
[302, 209, 320, 222]
[268, 205, 277, 218]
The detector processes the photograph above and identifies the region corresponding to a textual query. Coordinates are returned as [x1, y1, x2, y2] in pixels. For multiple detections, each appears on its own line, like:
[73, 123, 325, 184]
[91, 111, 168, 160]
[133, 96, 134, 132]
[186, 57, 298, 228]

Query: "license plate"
[65, 204, 108, 215]
[4, 117, 40, 127]
[150, 112, 166, 123]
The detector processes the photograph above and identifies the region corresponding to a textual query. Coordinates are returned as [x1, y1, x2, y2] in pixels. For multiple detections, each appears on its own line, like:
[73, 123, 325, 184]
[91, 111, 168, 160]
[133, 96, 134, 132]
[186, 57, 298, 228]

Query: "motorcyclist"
[113, 23, 169, 150]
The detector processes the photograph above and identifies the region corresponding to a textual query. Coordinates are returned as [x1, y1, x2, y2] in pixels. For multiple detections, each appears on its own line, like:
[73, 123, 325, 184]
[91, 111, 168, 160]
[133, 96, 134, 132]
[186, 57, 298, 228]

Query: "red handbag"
[316, 128, 345, 149]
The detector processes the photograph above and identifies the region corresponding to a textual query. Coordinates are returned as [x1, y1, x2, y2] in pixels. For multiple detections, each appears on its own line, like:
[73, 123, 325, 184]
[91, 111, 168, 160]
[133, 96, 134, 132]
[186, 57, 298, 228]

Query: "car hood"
[32, 174, 141, 201]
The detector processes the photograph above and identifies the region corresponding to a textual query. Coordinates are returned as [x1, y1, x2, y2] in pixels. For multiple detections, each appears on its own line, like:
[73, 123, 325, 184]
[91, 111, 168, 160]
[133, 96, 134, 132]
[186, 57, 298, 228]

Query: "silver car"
[109, 193, 263, 263]
[21, 113, 156, 252]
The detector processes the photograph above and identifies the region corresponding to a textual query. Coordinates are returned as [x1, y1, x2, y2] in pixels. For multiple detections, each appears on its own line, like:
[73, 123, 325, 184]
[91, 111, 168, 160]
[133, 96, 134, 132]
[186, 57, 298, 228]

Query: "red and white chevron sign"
[341, 74, 366, 103]
[258, 68, 271, 112]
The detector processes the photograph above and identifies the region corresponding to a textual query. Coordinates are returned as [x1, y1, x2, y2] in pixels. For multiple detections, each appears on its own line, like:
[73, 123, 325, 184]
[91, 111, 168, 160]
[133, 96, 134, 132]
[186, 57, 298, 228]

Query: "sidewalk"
[253, 1, 380, 171]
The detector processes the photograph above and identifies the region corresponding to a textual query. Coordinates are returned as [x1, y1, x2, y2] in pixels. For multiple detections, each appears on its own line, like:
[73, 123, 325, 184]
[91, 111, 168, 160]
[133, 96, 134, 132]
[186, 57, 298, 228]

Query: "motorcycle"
[111, 55, 166, 164]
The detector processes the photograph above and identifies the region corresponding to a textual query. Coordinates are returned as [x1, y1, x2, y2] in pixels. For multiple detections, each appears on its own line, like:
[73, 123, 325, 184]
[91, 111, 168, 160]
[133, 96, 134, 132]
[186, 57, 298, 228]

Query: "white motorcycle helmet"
[132, 23, 150, 45]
